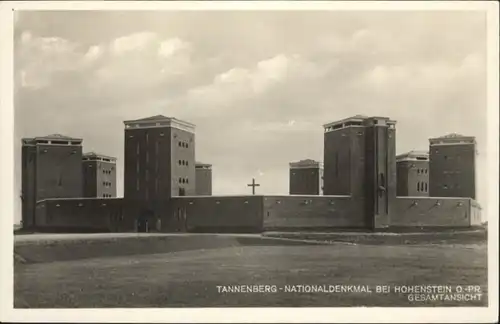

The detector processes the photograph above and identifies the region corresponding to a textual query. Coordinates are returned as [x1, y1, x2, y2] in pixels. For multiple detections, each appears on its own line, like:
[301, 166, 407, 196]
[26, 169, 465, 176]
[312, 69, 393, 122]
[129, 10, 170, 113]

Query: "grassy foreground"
[15, 243, 487, 307]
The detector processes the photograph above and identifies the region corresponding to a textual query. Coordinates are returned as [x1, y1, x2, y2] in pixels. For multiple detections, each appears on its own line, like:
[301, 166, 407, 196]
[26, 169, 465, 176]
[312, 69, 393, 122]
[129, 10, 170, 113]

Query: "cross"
[247, 178, 260, 195]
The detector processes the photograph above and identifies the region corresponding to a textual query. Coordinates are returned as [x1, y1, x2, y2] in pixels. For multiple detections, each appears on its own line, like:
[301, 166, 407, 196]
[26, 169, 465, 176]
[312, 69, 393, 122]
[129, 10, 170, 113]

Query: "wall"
[429, 143, 476, 199]
[167, 196, 264, 232]
[171, 128, 196, 197]
[262, 195, 366, 231]
[96, 161, 117, 198]
[124, 127, 172, 201]
[397, 160, 430, 197]
[391, 197, 473, 227]
[82, 160, 97, 197]
[323, 127, 352, 195]
[289, 167, 321, 195]
[21, 145, 37, 227]
[36, 144, 83, 200]
[195, 167, 212, 196]
[35, 198, 128, 232]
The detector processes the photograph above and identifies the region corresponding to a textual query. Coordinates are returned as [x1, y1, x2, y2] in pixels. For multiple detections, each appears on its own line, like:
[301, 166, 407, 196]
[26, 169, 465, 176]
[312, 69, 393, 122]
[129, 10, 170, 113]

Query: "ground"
[15, 242, 487, 307]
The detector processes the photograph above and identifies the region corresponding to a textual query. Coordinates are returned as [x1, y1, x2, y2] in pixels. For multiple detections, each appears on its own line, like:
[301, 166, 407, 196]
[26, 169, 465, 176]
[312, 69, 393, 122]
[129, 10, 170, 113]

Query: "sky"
[13, 10, 488, 223]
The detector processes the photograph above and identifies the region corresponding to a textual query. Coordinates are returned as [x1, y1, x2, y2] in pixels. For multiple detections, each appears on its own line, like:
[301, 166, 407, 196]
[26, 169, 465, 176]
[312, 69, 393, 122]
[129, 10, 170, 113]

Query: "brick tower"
[396, 150, 429, 197]
[123, 115, 196, 230]
[82, 152, 117, 198]
[289, 159, 323, 195]
[21, 134, 83, 229]
[323, 115, 396, 229]
[429, 133, 476, 199]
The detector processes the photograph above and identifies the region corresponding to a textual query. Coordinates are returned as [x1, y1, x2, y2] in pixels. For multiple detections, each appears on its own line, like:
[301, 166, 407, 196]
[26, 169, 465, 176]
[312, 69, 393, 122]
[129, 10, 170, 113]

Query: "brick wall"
[171, 128, 196, 197]
[289, 167, 321, 195]
[429, 143, 476, 199]
[263, 195, 366, 230]
[36, 144, 83, 200]
[167, 196, 263, 232]
[323, 128, 352, 195]
[397, 160, 429, 197]
[35, 198, 127, 232]
[391, 197, 473, 227]
[124, 127, 173, 201]
[195, 167, 212, 195]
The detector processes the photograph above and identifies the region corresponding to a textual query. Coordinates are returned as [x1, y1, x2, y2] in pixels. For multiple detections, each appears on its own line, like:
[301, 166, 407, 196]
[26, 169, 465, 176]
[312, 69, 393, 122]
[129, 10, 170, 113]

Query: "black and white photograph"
[1, 1, 498, 322]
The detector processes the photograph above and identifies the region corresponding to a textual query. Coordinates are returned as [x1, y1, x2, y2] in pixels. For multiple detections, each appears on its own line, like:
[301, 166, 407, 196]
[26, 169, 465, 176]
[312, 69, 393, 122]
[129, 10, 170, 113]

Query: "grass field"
[15, 242, 487, 308]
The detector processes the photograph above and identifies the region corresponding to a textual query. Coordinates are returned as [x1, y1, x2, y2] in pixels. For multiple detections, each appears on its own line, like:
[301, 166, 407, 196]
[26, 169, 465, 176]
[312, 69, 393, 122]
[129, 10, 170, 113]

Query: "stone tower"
[396, 150, 429, 197]
[289, 159, 323, 195]
[123, 115, 196, 223]
[323, 115, 396, 229]
[21, 134, 83, 228]
[429, 133, 476, 199]
[82, 152, 117, 198]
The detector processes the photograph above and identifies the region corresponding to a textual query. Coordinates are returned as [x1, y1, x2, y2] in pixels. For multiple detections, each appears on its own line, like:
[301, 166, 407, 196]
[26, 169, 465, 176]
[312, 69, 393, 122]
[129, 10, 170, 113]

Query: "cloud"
[16, 30, 194, 94]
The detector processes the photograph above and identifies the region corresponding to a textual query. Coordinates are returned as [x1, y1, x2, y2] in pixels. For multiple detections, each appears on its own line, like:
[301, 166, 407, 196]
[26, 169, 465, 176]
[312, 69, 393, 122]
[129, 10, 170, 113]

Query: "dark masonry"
[82, 152, 117, 198]
[195, 162, 212, 196]
[22, 115, 483, 234]
[289, 159, 323, 195]
[429, 133, 477, 199]
[396, 151, 429, 197]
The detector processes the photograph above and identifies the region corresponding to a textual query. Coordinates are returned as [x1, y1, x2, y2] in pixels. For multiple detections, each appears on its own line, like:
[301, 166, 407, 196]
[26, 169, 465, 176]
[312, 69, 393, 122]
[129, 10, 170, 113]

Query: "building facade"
[195, 162, 212, 196]
[123, 115, 196, 230]
[29, 115, 482, 233]
[323, 115, 397, 228]
[289, 159, 323, 195]
[21, 134, 83, 228]
[429, 133, 476, 199]
[82, 152, 117, 198]
[396, 151, 429, 197]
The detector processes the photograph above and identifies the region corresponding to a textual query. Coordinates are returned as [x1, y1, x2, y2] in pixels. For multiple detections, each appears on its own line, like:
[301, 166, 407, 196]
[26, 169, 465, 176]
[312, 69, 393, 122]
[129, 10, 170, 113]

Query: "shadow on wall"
[392, 197, 479, 227]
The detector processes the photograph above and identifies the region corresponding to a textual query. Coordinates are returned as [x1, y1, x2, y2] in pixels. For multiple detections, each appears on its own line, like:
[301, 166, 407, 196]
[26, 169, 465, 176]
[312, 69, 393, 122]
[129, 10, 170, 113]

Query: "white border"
[1, 1, 498, 323]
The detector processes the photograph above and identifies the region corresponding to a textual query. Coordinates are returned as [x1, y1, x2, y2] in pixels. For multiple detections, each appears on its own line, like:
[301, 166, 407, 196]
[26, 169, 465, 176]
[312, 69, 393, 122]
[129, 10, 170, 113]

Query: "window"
[178, 142, 182, 147]
[186, 178, 189, 184]
[179, 177, 182, 183]
[178, 160, 182, 166]
[425, 182, 428, 192]
[416, 182, 420, 192]
[443, 184, 448, 189]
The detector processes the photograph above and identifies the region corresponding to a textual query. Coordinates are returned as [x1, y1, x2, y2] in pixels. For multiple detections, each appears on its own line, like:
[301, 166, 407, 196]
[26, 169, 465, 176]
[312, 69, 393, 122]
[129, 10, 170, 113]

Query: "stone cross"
[247, 178, 260, 195]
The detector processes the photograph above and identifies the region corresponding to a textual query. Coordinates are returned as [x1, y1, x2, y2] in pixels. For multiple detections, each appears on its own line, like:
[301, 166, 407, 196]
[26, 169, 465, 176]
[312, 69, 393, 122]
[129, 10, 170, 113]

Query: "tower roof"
[429, 133, 476, 145]
[124, 115, 195, 133]
[22, 133, 83, 145]
[396, 150, 429, 162]
[290, 159, 323, 169]
[38, 134, 81, 140]
[195, 162, 212, 169]
[83, 152, 117, 162]
[323, 115, 396, 132]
